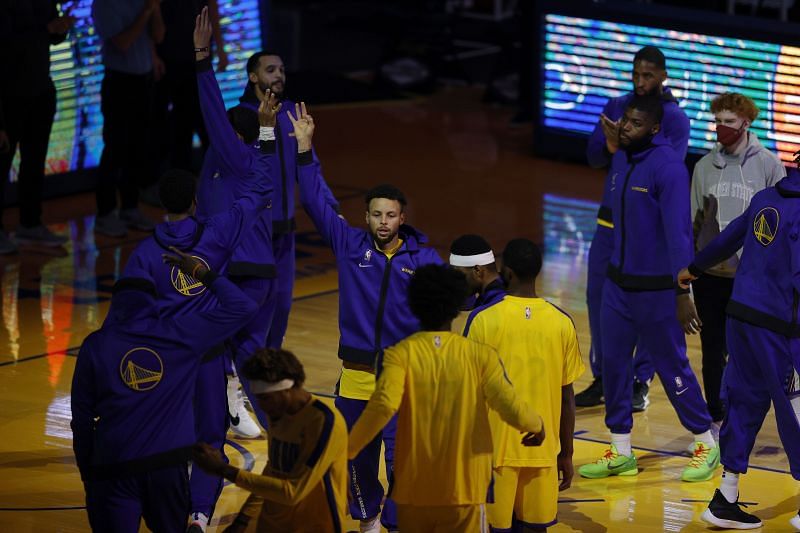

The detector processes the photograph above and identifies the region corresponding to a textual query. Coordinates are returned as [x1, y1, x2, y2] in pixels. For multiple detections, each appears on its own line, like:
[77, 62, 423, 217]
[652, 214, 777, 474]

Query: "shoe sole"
[790, 515, 800, 530]
[701, 509, 762, 529]
[229, 427, 262, 438]
[579, 467, 638, 479]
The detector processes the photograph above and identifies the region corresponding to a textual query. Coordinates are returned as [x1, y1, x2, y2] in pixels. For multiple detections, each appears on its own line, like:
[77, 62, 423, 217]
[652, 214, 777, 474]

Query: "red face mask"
[716, 122, 747, 146]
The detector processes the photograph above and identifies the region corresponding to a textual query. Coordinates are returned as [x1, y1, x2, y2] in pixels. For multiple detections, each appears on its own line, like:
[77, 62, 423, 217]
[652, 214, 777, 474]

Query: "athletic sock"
[720, 470, 739, 504]
[611, 432, 632, 457]
[694, 430, 716, 448]
[790, 395, 800, 425]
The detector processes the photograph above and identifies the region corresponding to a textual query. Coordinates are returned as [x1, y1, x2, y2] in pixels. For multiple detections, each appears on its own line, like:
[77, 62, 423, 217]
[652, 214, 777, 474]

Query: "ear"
[660, 69, 668, 83]
[651, 122, 661, 136]
[399, 211, 406, 225]
[365, 211, 370, 225]
[248, 72, 258, 84]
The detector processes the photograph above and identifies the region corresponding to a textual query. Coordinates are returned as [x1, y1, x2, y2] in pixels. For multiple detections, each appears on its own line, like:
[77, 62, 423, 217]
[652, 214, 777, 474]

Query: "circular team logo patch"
[120, 347, 164, 391]
[170, 255, 210, 296]
[753, 207, 779, 247]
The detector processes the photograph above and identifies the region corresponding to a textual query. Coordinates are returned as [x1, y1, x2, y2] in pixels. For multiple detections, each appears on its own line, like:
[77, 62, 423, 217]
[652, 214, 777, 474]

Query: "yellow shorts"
[397, 503, 487, 532]
[487, 466, 558, 530]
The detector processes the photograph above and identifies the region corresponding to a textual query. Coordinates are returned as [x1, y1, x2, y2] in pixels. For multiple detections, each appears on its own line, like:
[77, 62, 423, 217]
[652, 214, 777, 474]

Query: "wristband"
[259, 126, 275, 142]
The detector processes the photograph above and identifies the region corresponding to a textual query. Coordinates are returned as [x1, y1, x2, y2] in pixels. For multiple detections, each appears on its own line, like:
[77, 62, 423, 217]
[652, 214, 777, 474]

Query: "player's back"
[385, 331, 502, 505]
[467, 297, 584, 467]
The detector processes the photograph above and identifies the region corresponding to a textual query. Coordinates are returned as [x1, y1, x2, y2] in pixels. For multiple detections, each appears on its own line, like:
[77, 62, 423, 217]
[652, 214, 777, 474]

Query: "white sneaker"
[360, 516, 381, 533]
[187, 512, 208, 532]
[227, 376, 262, 438]
[791, 511, 800, 530]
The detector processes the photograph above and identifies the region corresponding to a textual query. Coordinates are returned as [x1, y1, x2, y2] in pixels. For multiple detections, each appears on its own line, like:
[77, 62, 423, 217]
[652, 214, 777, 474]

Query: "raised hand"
[287, 102, 315, 152]
[193, 7, 212, 55]
[600, 113, 620, 154]
[255, 85, 281, 127]
[161, 246, 209, 281]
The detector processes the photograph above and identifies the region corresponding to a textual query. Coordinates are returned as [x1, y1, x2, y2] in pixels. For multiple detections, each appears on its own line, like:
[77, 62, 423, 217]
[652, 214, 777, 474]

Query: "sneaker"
[15, 225, 67, 247]
[120, 208, 155, 232]
[95, 213, 128, 238]
[701, 489, 762, 529]
[360, 516, 381, 533]
[227, 376, 262, 438]
[632, 379, 650, 412]
[685, 421, 722, 455]
[187, 512, 208, 532]
[790, 511, 800, 530]
[681, 442, 720, 482]
[0, 231, 18, 255]
[578, 444, 638, 479]
[575, 378, 604, 407]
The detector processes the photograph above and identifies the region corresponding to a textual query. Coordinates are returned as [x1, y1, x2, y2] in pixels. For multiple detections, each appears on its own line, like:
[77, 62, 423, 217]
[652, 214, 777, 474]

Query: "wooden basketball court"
[0, 88, 796, 532]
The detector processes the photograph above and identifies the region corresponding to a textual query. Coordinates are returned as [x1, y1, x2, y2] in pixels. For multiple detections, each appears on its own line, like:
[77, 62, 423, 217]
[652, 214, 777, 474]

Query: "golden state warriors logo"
[119, 347, 164, 391]
[753, 207, 779, 247]
[170, 255, 210, 296]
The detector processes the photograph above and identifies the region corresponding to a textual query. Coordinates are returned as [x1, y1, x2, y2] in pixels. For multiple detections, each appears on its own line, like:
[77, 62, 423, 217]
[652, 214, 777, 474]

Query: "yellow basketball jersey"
[467, 297, 584, 467]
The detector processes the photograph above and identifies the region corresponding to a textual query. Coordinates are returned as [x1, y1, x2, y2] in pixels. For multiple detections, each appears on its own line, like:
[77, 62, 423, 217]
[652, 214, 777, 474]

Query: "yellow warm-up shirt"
[348, 331, 543, 506]
[235, 395, 348, 533]
[467, 297, 585, 468]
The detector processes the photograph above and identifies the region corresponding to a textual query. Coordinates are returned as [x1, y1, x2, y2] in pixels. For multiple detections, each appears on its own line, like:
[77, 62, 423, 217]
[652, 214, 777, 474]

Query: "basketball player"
[70, 250, 257, 533]
[449, 234, 505, 332]
[690, 92, 785, 439]
[348, 264, 545, 532]
[678, 160, 800, 531]
[290, 103, 443, 532]
[192, 349, 347, 533]
[233, 50, 340, 350]
[466, 239, 584, 531]
[579, 45, 691, 410]
[577, 95, 718, 482]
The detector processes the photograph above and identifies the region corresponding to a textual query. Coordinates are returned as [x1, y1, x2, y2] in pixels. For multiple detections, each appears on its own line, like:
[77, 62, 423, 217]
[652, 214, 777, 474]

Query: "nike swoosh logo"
[608, 460, 632, 470]
[676, 388, 689, 396]
[358, 263, 373, 268]
[230, 414, 241, 425]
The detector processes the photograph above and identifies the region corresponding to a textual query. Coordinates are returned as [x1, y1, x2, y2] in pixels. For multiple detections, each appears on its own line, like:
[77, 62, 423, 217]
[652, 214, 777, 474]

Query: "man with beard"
[289, 102, 443, 533]
[448, 234, 505, 333]
[577, 95, 718, 483]
[577, 45, 691, 411]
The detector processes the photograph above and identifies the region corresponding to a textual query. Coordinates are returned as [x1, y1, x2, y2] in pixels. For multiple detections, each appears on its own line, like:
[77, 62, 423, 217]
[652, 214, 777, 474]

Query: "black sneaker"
[701, 489, 762, 529]
[575, 378, 604, 407]
[632, 379, 650, 412]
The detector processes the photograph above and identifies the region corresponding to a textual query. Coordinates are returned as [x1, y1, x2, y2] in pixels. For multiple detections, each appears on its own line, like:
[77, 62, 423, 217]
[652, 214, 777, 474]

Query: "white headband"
[249, 379, 294, 394]
[449, 251, 495, 267]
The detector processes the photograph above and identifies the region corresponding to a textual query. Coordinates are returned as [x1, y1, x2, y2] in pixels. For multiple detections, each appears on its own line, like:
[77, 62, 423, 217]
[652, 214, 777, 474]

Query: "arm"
[689, 207, 751, 275]
[194, 8, 251, 176]
[790, 217, 800, 296]
[93, 0, 158, 53]
[207, 0, 229, 72]
[311, 149, 341, 213]
[348, 349, 406, 459]
[210, 142, 276, 252]
[557, 384, 576, 491]
[481, 349, 543, 434]
[70, 340, 97, 481]
[586, 99, 616, 168]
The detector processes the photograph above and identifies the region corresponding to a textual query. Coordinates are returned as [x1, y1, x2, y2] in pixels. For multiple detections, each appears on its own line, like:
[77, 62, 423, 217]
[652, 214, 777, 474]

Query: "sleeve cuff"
[195, 57, 213, 72]
[687, 263, 704, 277]
[259, 140, 276, 154]
[297, 150, 313, 165]
[200, 270, 219, 286]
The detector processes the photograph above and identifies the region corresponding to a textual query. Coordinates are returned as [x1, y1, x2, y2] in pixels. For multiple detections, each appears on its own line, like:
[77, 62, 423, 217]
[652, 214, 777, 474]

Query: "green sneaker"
[578, 444, 638, 479]
[681, 442, 720, 482]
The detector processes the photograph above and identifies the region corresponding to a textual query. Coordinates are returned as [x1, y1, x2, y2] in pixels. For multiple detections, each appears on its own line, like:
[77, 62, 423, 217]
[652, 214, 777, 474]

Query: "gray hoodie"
[691, 132, 785, 277]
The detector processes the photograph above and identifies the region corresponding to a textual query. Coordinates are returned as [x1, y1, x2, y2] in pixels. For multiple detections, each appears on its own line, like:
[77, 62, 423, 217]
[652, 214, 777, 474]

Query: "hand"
[192, 442, 226, 476]
[677, 293, 702, 335]
[255, 85, 281, 127]
[677, 268, 697, 290]
[161, 246, 209, 281]
[557, 453, 574, 491]
[287, 102, 315, 152]
[216, 49, 230, 72]
[0, 131, 9, 153]
[46, 15, 76, 34]
[193, 7, 212, 53]
[152, 52, 166, 82]
[600, 114, 620, 154]
[521, 418, 545, 447]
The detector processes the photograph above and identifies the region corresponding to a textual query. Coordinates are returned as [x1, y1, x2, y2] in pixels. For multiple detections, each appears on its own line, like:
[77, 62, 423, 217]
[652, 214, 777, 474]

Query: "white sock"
[694, 430, 716, 448]
[791, 395, 800, 425]
[720, 470, 739, 504]
[611, 433, 632, 457]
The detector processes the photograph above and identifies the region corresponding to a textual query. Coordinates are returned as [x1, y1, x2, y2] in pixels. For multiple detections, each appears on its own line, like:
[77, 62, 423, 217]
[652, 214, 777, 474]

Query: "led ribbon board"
[10, 0, 262, 179]
[542, 13, 800, 163]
